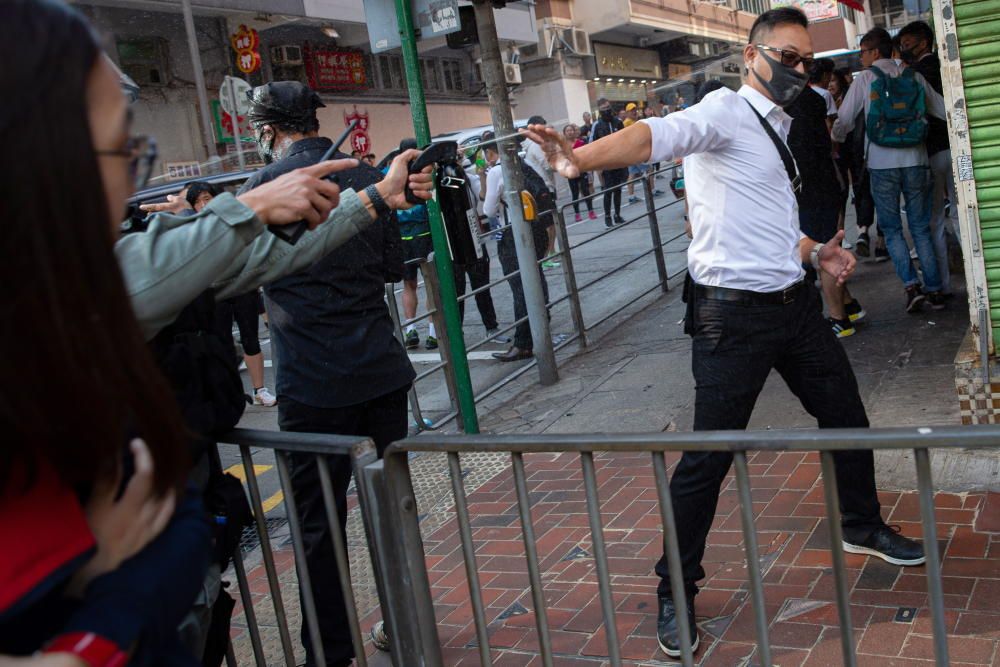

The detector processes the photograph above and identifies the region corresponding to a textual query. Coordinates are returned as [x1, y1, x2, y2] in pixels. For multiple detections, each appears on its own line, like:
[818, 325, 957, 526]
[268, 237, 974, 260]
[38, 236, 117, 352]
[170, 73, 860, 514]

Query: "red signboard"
[306, 47, 367, 91]
[230, 24, 261, 74]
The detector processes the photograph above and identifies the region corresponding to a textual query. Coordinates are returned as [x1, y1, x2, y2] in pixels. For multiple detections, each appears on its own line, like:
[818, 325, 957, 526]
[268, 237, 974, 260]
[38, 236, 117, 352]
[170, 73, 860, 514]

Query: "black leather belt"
[694, 280, 805, 306]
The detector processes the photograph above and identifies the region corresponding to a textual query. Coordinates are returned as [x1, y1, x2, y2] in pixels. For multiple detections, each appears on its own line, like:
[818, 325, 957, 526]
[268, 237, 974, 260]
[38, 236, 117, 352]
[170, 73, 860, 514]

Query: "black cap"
[246, 81, 325, 130]
[399, 137, 418, 151]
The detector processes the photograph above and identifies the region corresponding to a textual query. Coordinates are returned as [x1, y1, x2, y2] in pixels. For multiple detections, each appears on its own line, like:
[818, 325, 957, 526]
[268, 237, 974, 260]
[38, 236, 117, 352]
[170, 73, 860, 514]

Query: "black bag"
[204, 469, 253, 569]
[517, 156, 556, 217]
[435, 159, 481, 266]
[150, 290, 248, 450]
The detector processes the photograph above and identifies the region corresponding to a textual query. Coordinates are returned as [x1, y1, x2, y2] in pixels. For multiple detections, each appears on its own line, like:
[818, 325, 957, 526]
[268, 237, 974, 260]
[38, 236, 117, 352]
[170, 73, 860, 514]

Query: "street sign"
[363, 0, 461, 53]
[219, 76, 251, 117]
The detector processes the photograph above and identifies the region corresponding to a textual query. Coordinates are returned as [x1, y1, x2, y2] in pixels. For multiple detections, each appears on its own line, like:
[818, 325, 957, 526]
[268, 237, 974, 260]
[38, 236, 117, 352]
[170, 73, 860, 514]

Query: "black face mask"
[599, 108, 614, 121]
[900, 47, 918, 64]
[752, 49, 808, 108]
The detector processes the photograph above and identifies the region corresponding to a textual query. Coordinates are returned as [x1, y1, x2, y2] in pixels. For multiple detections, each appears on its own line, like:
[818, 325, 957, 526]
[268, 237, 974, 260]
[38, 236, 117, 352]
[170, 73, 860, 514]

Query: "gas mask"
[253, 125, 276, 165]
[752, 49, 808, 107]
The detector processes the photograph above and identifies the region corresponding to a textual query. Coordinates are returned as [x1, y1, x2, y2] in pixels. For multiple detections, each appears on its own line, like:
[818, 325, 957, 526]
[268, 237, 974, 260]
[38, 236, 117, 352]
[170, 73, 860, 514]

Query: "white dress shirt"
[831, 59, 946, 170]
[482, 162, 505, 220]
[524, 140, 557, 191]
[811, 84, 838, 117]
[641, 85, 805, 293]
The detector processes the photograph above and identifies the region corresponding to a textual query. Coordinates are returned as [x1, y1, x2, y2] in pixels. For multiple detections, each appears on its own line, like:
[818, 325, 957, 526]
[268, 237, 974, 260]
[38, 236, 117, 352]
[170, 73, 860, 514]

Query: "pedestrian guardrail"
[216, 428, 380, 667]
[361, 425, 1000, 667]
[385, 163, 688, 433]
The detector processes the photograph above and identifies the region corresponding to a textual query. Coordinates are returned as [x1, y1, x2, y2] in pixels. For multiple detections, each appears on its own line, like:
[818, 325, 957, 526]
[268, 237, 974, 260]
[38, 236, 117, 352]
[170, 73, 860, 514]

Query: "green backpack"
[866, 66, 928, 148]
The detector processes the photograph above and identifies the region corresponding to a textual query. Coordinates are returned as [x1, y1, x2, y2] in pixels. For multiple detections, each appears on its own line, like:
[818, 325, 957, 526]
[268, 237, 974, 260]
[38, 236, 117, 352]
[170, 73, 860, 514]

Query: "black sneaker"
[874, 240, 890, 263]
[605, 215, 613, 229]
[905, 285, 926, 313]
[855, 231, 870, 258]
[404, 329, 419, 349]
[829, 316, 856, 338]
[843, 525, 925, 566]
[656, 594, 699, 658]
[614, 215, 626, 225]
[926, 291, 947, 311]
[844, 299, 867, 323]
[425, 335, 438, 350]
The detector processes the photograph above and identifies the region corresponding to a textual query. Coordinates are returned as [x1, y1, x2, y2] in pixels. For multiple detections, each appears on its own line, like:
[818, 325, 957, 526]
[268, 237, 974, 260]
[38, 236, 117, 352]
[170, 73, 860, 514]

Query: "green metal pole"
[392, 0, 479, 433]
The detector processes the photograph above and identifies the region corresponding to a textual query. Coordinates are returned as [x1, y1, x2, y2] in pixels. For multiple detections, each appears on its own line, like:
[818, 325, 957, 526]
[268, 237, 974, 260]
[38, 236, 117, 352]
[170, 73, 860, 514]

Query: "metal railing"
[361, 425, 1000, 667]
[385, 164, 688, 432]
[216, 429, 381, 667]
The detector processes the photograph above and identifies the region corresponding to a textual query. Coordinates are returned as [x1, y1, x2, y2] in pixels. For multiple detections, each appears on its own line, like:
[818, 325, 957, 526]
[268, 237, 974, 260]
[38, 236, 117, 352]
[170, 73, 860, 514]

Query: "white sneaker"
[254, 387, 277, 407]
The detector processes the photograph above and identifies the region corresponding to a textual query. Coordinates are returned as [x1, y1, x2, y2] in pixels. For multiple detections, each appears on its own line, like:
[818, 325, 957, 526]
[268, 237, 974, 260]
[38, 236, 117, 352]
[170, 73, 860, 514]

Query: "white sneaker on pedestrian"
[370, 621, 390, 652]
[254, 387, 277, 406]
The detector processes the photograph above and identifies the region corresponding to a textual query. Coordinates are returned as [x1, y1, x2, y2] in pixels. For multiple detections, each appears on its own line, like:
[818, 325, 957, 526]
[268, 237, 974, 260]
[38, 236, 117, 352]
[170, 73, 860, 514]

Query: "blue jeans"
[869, 166, 941, 292]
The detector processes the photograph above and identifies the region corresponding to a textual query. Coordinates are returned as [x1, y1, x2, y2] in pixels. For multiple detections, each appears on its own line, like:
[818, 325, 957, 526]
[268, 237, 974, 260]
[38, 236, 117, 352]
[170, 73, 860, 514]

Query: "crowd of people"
[1, 0, 967, 664]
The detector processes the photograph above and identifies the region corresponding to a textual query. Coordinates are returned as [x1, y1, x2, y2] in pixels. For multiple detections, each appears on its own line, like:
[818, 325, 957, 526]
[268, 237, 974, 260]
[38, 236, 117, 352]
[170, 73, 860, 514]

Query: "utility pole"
[471, 0, 559, 386]
[392, 0, 481, 432]
[180, 0, 221, 172]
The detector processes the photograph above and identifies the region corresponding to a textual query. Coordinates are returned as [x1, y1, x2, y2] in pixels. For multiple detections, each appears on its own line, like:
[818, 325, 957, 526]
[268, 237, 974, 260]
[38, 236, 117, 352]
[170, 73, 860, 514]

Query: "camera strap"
[743, 99, 801, 193]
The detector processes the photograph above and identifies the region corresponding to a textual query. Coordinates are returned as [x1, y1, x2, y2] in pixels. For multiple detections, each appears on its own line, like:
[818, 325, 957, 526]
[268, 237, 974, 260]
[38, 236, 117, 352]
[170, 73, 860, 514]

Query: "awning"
[837, 0, 866, 11]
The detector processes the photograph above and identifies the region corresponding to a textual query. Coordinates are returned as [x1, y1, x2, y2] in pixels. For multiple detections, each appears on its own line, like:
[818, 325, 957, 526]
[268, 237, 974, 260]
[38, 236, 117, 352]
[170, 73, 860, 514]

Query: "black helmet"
[246, 81, 325, 132]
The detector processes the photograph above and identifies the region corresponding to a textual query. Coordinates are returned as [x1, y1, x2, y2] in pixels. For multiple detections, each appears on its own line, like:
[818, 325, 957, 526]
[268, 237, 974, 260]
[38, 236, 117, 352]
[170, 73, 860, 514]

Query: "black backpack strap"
[743, 99, 801, 193]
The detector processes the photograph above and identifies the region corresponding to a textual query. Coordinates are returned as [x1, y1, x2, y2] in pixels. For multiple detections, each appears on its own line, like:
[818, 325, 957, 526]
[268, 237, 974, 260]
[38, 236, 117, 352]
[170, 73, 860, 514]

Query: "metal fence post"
[553, 209, 587, 347]
[356, 453, 443, 667]
[423, 255, 467, 431]
[642, 178, 669, 293]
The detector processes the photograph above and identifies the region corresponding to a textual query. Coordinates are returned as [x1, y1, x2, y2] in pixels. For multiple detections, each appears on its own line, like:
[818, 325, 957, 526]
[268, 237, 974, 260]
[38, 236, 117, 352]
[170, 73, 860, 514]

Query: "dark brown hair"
[0, 0, 188, 495]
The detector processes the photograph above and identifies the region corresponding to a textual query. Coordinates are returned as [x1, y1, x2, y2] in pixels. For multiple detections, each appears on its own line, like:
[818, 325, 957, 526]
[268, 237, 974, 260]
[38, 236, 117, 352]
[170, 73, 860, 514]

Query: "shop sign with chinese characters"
[593, 42, 662, 80]
[230, 24, 261, 74]
[770, 0, 840, 22]
[306, 48, 367, 91]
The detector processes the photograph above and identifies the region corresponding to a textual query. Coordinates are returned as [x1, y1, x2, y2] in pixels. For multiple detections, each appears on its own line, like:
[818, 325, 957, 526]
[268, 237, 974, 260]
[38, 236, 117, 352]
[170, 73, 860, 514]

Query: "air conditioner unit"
[504, 62, 522, 85]
[271, 45, 303, 66]
[561, 28, 592, 56]
[537, 26, 557, 59]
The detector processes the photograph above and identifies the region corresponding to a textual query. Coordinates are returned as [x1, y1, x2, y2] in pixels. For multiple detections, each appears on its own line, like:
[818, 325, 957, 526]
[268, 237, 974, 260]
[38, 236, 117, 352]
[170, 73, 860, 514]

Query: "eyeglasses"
[96, 135, 158, 190]
[755, 44, 815, 70]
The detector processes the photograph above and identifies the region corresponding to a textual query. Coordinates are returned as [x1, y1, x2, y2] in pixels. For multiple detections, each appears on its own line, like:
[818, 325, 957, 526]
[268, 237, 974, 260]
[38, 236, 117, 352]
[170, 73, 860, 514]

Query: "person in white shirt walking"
[832, 27, 948, 312]
[524, 8, 925, 658]
[523, 114, 560, 268]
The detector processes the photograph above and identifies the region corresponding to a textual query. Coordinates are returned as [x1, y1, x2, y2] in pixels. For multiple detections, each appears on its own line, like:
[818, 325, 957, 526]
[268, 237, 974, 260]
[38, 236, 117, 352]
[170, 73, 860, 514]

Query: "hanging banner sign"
[344, 106, 371, 155]
[230, 24, 261, 74]
[306, 48, 367, 91]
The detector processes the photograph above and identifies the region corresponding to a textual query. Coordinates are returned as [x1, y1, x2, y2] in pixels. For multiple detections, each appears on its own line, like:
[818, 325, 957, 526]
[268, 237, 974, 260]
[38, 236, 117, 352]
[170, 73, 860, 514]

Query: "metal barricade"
[384, 163, 689, 433]
[362, 425, 998, 667]
[216, 428, 381, 667]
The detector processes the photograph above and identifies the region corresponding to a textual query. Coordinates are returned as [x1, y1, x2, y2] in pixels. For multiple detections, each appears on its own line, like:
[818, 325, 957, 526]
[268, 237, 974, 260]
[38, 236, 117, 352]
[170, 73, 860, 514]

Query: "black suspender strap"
[743, 99, 801, 193]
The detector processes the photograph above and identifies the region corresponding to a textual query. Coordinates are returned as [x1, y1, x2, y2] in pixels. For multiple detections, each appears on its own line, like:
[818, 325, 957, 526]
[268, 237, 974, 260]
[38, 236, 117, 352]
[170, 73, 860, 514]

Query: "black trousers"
[454, 249, 498, 330]
[215, 290, 262, 357]
[601, 169, 627, 218]
[654, 283, 883, 598]
[568, 176, 593, 214]
[278, 386, 409, 665]
[852, 166, 880, 237]
[497, 225, 549, 350]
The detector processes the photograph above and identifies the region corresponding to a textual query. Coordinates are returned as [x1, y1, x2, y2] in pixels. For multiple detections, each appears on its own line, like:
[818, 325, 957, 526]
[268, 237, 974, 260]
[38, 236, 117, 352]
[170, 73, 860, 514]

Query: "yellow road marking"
[224, 463, 271, 482]
[261, 491, 284, 513]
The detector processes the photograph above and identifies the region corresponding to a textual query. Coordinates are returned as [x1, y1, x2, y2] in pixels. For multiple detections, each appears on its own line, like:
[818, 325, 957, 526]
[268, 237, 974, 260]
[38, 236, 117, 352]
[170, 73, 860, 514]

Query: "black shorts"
[402, 235, 433, 281]
[799, 206, 839, 244]
[216, 291, 261, 356]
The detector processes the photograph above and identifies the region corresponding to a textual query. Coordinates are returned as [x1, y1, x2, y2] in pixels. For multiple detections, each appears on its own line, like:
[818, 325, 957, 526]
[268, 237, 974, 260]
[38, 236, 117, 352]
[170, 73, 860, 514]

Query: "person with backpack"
[590, 98, 628, 227]
[832, 27, 947, 312]
[480, 130, 551, 362]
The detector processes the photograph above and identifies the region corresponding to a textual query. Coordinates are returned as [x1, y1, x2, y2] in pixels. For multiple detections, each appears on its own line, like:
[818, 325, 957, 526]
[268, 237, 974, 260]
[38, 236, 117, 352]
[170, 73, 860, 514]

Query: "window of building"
[420, 58, 441, 91]
[117, 38, 169, 86]
[376, 54, 407, 91]
[441, 59, 465, 92]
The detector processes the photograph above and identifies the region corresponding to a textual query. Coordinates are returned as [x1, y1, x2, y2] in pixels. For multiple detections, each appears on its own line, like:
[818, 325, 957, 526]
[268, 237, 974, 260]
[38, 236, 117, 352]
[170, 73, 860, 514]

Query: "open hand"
[520, 124, 580, 179]
[140, 193, 189, 215]
[818, 230, 856, 286]
[238, 159, 356, 229]
[377, 148, 435, 211]
[69, 439, 176, 595]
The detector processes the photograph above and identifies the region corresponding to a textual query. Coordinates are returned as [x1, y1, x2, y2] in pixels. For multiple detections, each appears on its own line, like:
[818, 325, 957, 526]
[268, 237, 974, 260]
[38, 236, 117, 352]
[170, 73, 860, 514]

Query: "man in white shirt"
[832, 27, 947, 312]
[523, 114, 560, 267]
[524, 7, 925, 659]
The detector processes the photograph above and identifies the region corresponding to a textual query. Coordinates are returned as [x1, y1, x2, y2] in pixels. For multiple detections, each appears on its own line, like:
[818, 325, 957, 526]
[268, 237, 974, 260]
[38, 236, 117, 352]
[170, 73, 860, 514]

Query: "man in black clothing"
[589, 97, 627, 227]
[786, 85, 865, 337]
[900, 20, 957, 295]
[240, 81, 429, 667]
